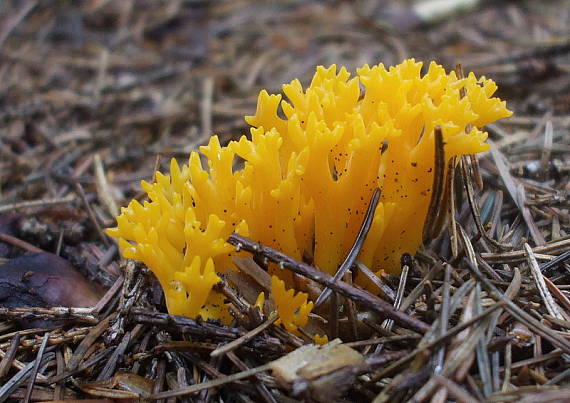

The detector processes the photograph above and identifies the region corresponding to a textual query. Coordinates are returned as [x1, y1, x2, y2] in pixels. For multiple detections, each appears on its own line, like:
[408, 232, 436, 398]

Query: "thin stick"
[22, 333, 49, 403]
[0, 233, 44, 253]
[66, 313, 116, 371]
[210, 315, 279, 358]
[0, 194, 75, 214]
[355, 261, 395, 302]
[481, 238, 570, 264]
[148, 363, 272, 399]
[0, 307, 98, 324]
[228, 234, 430, 334]
[92, 275, 124, 314]
[466, 262, 570, 353]
[74, 182, 110, 247]
[375, 264, 408, 353]
[315, 188, 381, 307]
[226, 351, 277, 403]
[540, 249, 570, 274]
[368, 302, 505, 383]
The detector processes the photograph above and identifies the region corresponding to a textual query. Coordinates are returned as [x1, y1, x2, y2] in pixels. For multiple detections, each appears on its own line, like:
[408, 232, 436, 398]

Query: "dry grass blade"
[93, 153, 119, 218]
[461, 155, 510, 250]
[369, 302, 505, 386]
[0, 333, 20, 379]
[0, 352, 54, 403]
[487, 386, 570, 403]
[543, 276, 570, 314]
[525, 243, 564, 320]
[47, 348, 115, 385]
[434, 264, 452, 374]
[489, 142, 520, 209]
[344, 271, 359, 340]
[516, 184, 546, 245]
[546, 368, 570, 385]
[409, 312, 492, 402]
[74, 182, 110, 247]
[201, 76, 215, 139]
[486, 267, 522, 344]
[433, 374, 479, 403]
[0, 0, 37, 48]
[66, 313, 116, 372]
[95, 331, 132, 381]
[474, 285, 492, 397]
[329, 290, 340, 339]
[466, 263, 570, 353]
[437, 285, 479, 400]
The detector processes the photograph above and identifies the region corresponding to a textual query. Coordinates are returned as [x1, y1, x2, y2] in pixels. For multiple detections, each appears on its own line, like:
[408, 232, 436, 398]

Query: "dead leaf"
[0, 252, 105, 327]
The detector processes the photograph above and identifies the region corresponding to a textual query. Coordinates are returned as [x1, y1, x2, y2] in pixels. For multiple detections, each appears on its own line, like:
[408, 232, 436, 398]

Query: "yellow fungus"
[313, 334, 329, 345]
[271, 275, 313, 334]
[107, 59, 512, 324]
[254, 291, 266, 312]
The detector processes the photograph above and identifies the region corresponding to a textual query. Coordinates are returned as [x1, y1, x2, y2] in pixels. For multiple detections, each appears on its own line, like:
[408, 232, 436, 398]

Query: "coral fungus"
[107, 59, 512, 323]
[272, 276, 313, 334]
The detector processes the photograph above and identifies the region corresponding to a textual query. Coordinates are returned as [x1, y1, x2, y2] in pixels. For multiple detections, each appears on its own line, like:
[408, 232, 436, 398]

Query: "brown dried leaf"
[0, 252, 104, 327]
